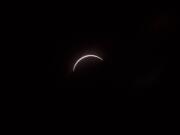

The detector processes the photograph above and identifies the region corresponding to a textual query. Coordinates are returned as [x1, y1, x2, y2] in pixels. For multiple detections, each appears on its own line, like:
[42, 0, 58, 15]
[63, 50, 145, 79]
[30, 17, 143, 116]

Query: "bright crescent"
[73, 55, 103, 72]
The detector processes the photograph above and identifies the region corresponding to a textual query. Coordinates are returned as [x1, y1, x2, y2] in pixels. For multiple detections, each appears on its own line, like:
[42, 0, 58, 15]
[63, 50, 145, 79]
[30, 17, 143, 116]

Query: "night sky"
[47, 7, 178, 97]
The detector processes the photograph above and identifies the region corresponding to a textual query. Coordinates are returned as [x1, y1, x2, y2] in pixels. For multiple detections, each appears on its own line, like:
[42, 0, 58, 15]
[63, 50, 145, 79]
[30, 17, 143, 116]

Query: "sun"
[73, 54, 103, 72]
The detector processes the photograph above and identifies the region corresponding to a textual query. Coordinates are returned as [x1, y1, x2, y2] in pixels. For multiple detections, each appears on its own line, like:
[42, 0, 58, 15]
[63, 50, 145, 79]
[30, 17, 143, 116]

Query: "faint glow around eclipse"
[73, 54, 103, 72]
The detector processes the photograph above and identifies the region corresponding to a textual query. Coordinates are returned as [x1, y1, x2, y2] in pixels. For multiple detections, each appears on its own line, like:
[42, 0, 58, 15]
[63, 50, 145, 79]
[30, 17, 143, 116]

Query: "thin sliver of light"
[73, 55, 103, 72]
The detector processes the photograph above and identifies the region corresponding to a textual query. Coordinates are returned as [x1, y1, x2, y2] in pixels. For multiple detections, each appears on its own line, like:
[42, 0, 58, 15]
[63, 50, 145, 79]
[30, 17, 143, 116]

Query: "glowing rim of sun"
[73, 54, 103, 72]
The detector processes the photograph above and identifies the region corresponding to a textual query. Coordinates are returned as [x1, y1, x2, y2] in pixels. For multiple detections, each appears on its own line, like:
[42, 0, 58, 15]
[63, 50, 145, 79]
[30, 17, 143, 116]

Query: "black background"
[46, 6, 178, 98]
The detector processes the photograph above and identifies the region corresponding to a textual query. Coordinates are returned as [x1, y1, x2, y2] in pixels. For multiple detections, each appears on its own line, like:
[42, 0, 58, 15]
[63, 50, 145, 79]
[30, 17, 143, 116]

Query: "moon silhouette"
[73, 54, 103, 72]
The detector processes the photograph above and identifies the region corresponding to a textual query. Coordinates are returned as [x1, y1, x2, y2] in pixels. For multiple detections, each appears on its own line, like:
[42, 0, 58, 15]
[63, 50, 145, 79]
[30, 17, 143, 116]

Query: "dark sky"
[47, 7, 178, 97]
